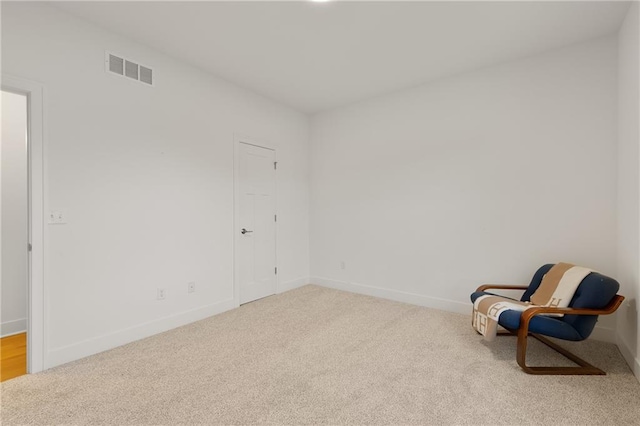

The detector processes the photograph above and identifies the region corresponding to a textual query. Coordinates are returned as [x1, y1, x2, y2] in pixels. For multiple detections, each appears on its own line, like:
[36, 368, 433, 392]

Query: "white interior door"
[237, 142, 276, 304]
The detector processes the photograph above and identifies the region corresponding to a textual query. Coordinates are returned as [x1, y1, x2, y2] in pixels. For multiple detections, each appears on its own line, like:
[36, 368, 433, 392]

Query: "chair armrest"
[476, 284, 529, 292]
[520, 295, 625, 324]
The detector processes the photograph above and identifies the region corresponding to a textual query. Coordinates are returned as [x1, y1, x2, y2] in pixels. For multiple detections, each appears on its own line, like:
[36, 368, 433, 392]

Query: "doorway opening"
[1, 90, 28, 381]
[1, 76, 46, 376]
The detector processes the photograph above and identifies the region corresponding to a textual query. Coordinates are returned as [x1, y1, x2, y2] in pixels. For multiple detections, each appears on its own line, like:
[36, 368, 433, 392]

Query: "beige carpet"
[2, 285, 639, 425]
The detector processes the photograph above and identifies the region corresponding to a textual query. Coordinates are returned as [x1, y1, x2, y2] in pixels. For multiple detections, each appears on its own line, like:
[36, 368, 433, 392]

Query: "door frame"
[2, 75, 47, 373]
[232, 134, 278, 307]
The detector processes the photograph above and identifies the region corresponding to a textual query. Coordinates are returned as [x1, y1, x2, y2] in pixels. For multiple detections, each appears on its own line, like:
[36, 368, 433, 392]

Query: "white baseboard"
[47, 298, 236, 369]
[278, 276, 310, 293]
[310, 277, 623, 345]
[311, 276, 471, 315]
[1, 318, 27, 338]
[617, 333, 640, 381]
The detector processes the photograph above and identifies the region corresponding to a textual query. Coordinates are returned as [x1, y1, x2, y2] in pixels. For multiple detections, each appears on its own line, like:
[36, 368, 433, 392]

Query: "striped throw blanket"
[472, 263, 593, 341]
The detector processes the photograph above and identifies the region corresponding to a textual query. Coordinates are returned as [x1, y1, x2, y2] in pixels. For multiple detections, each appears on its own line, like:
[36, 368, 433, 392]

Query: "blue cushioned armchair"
[471, 264, 624, 375]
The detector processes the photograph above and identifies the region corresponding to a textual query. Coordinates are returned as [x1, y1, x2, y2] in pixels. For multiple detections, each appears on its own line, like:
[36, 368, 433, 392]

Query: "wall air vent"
[124, 60, 139, 80]
[139, 66, 153, 85]
[105, 52, 154, 86]
[108, 54, 124, 75]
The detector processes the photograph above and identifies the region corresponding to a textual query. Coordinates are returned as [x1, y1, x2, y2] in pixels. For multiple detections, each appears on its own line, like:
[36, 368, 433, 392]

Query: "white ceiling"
[53, 1, 631, 113]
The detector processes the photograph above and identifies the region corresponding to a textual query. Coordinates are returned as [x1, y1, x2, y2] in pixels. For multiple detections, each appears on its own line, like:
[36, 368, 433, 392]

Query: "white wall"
[617, 1, 640, 379]
[1, 2, 310, 367]
[1, 1, 630, 372]
[1, 91, 28, 337]
[310, 37, 619, 334]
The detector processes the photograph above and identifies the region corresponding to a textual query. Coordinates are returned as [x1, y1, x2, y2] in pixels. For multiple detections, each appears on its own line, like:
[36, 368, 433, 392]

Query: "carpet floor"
[2, 285, 640, 425]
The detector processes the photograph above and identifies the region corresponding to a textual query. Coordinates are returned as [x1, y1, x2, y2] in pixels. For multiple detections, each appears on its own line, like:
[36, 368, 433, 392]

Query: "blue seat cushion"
[470, 291, 584, 341]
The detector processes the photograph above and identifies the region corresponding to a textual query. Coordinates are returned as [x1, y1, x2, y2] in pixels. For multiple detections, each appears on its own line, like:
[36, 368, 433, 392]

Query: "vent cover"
[139, 66, 153, 85]
[105, 52, 154, 86]
[124, 60, 139, 80]
[108, 54, 124, 75]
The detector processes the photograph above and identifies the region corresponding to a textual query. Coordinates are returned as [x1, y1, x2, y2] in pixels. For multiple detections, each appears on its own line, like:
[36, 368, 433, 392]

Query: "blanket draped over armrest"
[472, 263, 593, 341]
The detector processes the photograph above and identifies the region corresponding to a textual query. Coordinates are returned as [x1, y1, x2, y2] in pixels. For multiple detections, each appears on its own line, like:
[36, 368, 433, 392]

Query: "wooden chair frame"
[476, 284, 625, 375]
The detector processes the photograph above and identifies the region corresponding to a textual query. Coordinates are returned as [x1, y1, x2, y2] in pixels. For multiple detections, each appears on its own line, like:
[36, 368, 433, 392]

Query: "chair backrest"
[520, 264, 620, 339]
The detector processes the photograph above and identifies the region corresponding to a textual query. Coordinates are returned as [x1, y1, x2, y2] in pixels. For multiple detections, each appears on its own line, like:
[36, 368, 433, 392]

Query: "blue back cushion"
[520, 264, 620, 339]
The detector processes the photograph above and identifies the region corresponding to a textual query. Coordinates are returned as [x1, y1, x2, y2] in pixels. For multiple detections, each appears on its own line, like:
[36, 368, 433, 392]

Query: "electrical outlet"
[48, 211, 66, 224]
[340, 261, 346, 270]
[157, 288, 166, 300]
[188, 282, 196, 293]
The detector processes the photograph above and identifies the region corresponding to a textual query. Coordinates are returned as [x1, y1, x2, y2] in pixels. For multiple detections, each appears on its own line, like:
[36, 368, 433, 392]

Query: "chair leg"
[515, 329, 605, 375]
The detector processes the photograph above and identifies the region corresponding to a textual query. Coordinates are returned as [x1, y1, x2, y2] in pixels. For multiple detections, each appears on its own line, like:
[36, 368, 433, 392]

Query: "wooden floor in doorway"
[1, 332, 27, 382]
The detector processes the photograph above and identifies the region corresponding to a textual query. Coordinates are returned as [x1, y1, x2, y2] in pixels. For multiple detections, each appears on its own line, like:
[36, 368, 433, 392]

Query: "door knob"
[241, 228, 253, 234]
